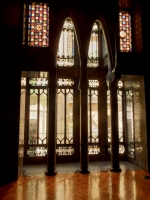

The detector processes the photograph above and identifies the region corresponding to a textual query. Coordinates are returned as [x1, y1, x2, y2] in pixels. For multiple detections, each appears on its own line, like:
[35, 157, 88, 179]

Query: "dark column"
[79, 65, 90, 174]
[110, 77, 121, 172]
[45, 73, 57, 176]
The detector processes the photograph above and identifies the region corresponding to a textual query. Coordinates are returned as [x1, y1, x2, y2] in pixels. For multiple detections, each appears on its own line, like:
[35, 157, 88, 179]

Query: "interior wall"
[123, 75, 147, 170]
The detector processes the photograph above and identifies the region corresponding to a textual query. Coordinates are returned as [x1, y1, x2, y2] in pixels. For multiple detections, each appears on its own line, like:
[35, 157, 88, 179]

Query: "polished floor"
[0, 161, 150, 200]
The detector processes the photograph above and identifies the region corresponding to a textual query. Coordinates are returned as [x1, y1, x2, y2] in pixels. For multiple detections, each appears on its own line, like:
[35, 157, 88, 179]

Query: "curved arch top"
[57, 16, 81, 68]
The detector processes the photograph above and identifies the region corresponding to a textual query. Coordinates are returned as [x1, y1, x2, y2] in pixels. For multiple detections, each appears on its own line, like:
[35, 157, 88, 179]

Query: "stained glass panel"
[119, 11, 132, 52]
[28, 3, 49, 47]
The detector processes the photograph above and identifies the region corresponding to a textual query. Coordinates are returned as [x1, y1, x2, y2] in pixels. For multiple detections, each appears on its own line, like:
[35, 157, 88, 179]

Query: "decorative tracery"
[57, 79, 74, 86]
[88, 80, 99, 88]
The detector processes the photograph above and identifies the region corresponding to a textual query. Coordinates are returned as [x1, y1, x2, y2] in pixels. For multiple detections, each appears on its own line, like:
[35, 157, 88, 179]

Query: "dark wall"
[0, 2, 22, 186]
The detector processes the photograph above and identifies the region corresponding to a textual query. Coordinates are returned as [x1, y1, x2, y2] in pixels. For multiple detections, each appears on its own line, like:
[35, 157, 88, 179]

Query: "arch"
[57, 16, 81, 68]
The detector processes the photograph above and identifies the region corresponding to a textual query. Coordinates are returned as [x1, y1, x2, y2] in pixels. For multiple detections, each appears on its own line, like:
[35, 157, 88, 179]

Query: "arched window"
[57, 18, 75, 67]
[56, 17, 80, 160]
[87, 22, 99, 68]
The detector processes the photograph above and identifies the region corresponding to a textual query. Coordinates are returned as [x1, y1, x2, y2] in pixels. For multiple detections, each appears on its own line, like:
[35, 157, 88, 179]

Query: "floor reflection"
[0, 162, 150, 200]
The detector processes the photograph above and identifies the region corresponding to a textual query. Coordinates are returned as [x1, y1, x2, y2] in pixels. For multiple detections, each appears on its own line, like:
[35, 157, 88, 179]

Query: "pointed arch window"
[119, 10, 132, 52]
[57, 18, 75, 67]
[87, 22, 99, 68]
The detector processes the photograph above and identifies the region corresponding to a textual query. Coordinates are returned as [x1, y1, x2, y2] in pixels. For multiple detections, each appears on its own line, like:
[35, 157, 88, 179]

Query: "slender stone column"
[45, 73, 57, 176]
[79, 66, 90, 174]
[110, 77, 121, 172]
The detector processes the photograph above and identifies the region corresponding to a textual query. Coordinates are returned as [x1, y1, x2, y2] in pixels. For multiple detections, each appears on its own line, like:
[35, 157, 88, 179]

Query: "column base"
[110, 167, 122, 172]
[79, 168, 90, 174]
[45, 170, 57, 176]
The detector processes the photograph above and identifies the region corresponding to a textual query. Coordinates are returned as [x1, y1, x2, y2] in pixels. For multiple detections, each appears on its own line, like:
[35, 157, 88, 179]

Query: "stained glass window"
[28, 3, 49, 47]
[119, 11, 132, 52]
[57, 18, 74, 67]
[87, 22, 99, 67]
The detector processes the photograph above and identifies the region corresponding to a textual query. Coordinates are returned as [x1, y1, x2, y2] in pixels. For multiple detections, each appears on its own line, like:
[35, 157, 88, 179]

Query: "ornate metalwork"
[87, 22, 99, 67]
[88, 145, 100, 154]
[88, 80, 99, 88]
[29, 78, 48, 86]
[57, 79, 74, 86]
[27, 147, 47, 157]
[56, 146, 74, 155]
[57, 18, 74, 67]
[108, 145, 125, 154]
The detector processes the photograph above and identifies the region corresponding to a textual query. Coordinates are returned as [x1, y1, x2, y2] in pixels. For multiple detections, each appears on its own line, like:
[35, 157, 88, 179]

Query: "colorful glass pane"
[119, 11, 132, 52]
[28, 3, 49, 47]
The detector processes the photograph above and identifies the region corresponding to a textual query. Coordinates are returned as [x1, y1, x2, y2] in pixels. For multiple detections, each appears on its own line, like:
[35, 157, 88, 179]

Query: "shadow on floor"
[22, 161, 142, 176]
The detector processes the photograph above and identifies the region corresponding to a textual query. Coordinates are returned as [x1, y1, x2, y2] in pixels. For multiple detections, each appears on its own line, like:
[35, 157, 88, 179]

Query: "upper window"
[119, 10, 132, 52]
[87, 22, 99, 68]
[27, 3, 49, 47]
[57, 18, 75, 67]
